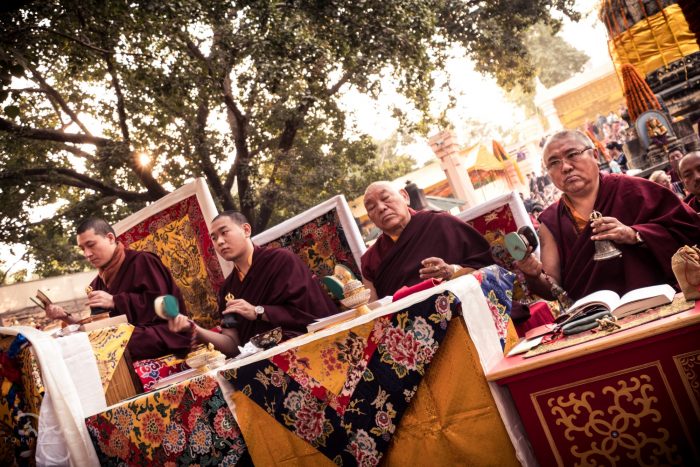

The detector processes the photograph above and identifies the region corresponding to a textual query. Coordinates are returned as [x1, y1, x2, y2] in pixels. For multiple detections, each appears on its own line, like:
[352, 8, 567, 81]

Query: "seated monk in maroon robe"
[679, 151, 700, 213]
[361, 181, 493, 300]
[45, 218, 192, 360]
[168, 211, 336, 357]
[516, 130, 700, 301]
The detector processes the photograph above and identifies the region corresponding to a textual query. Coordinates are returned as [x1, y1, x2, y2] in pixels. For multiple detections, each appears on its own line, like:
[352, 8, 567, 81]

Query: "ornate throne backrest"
[456, 193, 536, 301]
[113, 178, 228, 329]
[252, 195, 366, 288]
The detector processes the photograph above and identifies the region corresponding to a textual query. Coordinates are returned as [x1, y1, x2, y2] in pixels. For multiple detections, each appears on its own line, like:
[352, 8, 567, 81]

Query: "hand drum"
[505, 226, 539, 261]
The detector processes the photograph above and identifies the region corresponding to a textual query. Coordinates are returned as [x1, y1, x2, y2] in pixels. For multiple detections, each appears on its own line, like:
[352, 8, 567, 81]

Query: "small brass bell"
[590, 211, 622, 261]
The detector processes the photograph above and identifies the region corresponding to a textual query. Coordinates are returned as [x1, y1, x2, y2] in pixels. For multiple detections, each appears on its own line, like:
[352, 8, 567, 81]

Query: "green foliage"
[506, 22, 589, 114]
[0, 0, 578, 278]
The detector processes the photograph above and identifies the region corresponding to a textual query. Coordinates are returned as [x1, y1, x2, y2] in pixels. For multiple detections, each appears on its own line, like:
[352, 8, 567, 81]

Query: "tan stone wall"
[553, 72, 626, 130]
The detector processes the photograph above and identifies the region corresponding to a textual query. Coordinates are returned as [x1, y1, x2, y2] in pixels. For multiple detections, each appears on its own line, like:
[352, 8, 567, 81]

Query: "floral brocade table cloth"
[220, 291, 460, 466]
[85, 374, 246, 466]
[83, 267, 521, 466]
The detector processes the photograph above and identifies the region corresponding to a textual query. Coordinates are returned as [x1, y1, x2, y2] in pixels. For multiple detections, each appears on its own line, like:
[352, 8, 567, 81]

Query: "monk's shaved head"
[542, 129, 600, 198]
[543, 130, 594, 156]
[679, 151, 700, 197]
[678, 151, 700, 174]
[364, 181, 398, 197]
[76, 217, 115, 237]
[363, 180, 411, 237]
[213, 211, 249, 227]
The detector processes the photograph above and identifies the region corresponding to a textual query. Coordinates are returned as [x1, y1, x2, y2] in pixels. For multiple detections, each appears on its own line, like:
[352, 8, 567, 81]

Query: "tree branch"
[0, 167, 155, 203]
[103, 53, 130, 144]
[255, 70, 352, 230]
[12, 51, 92, 135]
[0, 251, 28, 285]
[45, 28, 112, 54]
[181, 34, 249, 204]
[0, 117, 110, 145]
[100, 42, 167, 198]
[193, 99, 235, 209]
[54, 142, 97, 162]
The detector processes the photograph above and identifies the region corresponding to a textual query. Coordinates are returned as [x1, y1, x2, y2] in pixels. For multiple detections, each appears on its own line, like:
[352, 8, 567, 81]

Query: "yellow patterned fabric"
[128, 215, 219, 328]
[0, 336, 44, 421]
[232, 319, 519, 465]
[18, 346, 43, 419]
[383, 319, 518, 465]
[87, 324, 134, 392]
[288, 321, 375, 396]
[233, 391, 334, 466]
[117, 192, 226, 329]
[609, 4, 699, 75]
[0, 335, 44, 465]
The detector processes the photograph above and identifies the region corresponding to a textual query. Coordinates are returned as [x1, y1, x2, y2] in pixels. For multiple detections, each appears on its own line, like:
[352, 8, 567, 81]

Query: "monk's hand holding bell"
[514, 248, 542, 278]
[419, 257, 455, 280]
[590, 216, 637, 244]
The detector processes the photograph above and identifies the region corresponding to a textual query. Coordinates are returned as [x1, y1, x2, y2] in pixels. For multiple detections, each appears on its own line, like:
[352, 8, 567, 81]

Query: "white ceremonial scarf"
[0, 326, 103, 467]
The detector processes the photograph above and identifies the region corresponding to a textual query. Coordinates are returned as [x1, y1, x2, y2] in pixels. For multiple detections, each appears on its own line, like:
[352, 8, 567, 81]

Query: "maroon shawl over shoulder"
[539, 173, 700, 301]
[218, 245, 336, 345]
[684, 193, 700, 213]
[91, 249, 192, 360]
[361, 210, 494, 298]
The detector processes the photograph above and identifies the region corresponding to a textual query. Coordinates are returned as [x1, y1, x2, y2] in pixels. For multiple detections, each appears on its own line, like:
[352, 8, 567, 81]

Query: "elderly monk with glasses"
[515, 130, 700, 301]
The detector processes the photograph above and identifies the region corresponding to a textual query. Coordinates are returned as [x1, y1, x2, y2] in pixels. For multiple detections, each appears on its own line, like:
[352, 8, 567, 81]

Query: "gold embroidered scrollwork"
[130, 215, 219, 328]
[547, 374, 682, 466]
[673, 350, 700, 420]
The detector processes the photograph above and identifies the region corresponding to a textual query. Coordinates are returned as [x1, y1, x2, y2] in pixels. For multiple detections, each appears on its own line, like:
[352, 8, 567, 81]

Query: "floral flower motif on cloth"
[0, 334, 40, 466]
[86, 374, 247, 465]
[262, 209, 361, 279]
[132, 354, 189, 392]
[473, 265, 516, 349]
[379, 315, 437, 378]
[220, 292, 460, 466]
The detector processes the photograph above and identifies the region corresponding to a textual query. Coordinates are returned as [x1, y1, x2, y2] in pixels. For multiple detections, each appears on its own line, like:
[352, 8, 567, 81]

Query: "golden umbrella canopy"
[599, 0, 699, 76]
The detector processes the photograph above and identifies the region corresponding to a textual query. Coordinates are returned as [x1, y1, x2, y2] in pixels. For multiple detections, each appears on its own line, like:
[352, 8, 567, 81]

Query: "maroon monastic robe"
[218, 245, 336, 345]
[539, 174, 700, 301]
[91, 249, 192, 360]
[684, 193, 700, 213]
[361, 210, 494, 298]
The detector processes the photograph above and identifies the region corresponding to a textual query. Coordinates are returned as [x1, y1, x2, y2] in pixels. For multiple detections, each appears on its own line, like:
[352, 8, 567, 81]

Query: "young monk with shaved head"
[45, 217, 192, 359]
[169, 211, 336, 357]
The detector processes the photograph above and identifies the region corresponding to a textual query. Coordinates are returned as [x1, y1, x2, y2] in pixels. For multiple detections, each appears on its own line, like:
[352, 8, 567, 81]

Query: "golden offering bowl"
[186, 343, 225, 370]
[340, 280, 371, 315]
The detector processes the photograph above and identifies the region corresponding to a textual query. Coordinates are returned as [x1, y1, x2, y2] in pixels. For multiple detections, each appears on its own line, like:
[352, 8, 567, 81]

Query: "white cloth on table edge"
[0, 326, 103, 467]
